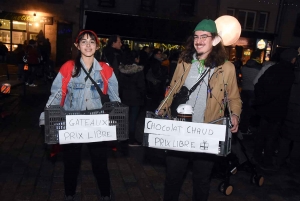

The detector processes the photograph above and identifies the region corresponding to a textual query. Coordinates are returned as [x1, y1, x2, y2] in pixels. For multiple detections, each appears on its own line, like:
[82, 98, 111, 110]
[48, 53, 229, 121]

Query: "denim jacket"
[46, 58, 120, 111]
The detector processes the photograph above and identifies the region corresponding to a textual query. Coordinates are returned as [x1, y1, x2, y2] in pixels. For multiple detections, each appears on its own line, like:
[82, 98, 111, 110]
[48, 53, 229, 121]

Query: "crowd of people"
[41, 18, 300, 201]
[237, 47, 300, 173]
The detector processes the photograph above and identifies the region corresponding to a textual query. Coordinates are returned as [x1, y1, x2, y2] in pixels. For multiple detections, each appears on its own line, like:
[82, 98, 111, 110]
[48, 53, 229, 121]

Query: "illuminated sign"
[256, 39, 267, 50]
[0, 11, 53, 25]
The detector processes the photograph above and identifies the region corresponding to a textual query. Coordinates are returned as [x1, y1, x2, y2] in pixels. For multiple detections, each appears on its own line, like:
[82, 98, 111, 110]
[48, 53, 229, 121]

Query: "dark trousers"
[63, 142, 110, 197]
[129, 106, 140, 142]
[239, 90, 256, 132]
[24, 64, 38, 84]
[164, 151, 215, 201]
[253, 117, 281, 165]
[277, 137, 300, 167]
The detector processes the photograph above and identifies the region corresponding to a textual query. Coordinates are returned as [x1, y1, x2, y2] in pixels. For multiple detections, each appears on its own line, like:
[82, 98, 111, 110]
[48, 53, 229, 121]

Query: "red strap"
[59, 61, 113, 106]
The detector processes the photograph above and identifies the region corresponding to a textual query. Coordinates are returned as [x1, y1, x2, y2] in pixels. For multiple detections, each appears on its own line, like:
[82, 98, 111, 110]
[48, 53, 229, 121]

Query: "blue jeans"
[164, 151, 215, 201]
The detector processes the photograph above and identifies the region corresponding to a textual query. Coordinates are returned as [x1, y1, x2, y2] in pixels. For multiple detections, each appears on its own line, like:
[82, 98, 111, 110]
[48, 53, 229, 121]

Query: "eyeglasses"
[194, 34, 213, 41]
[79, 40, 97, 46]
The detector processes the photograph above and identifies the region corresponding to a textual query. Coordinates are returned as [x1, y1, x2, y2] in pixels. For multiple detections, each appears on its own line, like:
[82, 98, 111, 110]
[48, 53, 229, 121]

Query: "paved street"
[0, 67, 300, 201]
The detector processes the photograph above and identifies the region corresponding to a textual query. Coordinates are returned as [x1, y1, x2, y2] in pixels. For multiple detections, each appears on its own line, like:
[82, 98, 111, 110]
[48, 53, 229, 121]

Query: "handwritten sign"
[66, 114, 109, 129]
[59, 126, 116, 144]
[144, 118, 227, 155]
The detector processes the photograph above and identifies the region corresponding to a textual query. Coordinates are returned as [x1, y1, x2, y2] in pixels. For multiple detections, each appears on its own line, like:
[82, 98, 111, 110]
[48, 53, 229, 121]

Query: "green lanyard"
[192, 59, 205, 74]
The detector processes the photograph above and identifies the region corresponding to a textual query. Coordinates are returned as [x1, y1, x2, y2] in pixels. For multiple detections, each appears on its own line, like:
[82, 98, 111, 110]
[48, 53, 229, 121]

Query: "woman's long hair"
[179, 33, 228, 67]
[72, 31, 100, 77]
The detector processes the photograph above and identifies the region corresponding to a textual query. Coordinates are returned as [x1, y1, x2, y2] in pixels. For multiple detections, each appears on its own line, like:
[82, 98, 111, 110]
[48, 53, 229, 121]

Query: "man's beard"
[196, 52, 204, 57]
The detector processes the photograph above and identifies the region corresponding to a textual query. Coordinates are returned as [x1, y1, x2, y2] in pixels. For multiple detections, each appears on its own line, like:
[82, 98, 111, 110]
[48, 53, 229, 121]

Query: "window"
[179, 0, 195, 16]
[238, 10, 256, 31]
[227, 9, 235, 16]
[13, 21, 26, 30]
[98, 0, 115, 8]
[0, 19, 11, 30]
[141, 0, 155, 12]
[257, 12, 268, 32]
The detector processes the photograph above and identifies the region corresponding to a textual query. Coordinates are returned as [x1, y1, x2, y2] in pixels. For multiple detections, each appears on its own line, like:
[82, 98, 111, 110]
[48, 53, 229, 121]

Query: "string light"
[257, 0, 298, 7]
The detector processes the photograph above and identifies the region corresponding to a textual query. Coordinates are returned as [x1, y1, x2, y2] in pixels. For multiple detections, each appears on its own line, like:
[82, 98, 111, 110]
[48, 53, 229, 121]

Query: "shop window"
[29, 22, 43, 33]
[0, 19, 11, 30]
[294, 13, 300, 37]
[98, 0, 115, 7]
[13, 21, 26, 31]
[227, 9, 235, 16]
[141, 0, 155, 11]
[0, 30, 11, 43]
[12, 31, 26, 44]
[179, 0, 195, 16]
[257, 12, 268, 32]
[238, 10, 256, 31]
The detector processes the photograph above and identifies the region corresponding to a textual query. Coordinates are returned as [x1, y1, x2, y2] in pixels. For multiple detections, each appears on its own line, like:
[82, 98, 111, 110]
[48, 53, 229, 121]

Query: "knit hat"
[280, 48, 298, 62]
[194, 19, 218, 33]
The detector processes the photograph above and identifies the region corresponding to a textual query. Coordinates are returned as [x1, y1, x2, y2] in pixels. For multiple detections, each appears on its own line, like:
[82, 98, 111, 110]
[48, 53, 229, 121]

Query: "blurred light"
[215, 15, 241, 46]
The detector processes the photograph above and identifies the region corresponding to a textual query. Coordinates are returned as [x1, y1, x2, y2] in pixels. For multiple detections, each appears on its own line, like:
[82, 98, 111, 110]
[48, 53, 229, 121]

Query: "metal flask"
[176, 104, 193, 122]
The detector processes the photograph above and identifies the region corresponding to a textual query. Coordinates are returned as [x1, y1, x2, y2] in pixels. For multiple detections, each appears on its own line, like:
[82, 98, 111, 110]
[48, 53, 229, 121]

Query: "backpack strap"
[59, 60, 74, 106]
[59, 60, 113, 106]
[99, 61, 113, 94]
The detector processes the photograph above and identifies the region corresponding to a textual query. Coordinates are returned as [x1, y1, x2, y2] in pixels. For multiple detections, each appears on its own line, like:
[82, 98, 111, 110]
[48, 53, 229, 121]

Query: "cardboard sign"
[144, 118, 227, 155]
[65, 114, 109, 129]
[59, 126, 116, 144]
[58, 114, 114, 144]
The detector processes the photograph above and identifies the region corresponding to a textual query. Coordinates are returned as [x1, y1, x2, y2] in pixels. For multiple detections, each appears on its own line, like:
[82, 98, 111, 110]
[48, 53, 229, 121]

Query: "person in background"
[145, 48, 168, 112]
[23, 39, 41, 87]
[157, 19, 241, 201]
[14, 44, 25, 80]
[0, 42, 8, 63]
[45, 30, 120, 201]
[252, 48, 298, 171]
[238, 50, 262, 135]
[101, 34, 123, 80]
[119, 50, 145, 146]
[139, 45, 150, 68]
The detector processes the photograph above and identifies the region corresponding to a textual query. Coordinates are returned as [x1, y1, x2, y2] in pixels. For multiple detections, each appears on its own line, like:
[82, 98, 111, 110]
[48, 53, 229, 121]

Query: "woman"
[46, 30, 119, 201]
[119, 50, 145, 146]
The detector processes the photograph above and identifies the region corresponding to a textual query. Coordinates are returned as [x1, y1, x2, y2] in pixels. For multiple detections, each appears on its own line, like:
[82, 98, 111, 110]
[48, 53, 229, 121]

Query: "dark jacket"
[119, 64, 145, 106]
[253, 60, 295, 122]
[241, 59, 261, 91]
[145, 57, 168, 99]
[101, 46, 123, 79]
[281, 66, 300, 141]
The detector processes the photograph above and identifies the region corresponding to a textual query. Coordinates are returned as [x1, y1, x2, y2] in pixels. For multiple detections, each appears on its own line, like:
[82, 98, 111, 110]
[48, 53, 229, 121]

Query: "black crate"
[44, 101, 129, 144]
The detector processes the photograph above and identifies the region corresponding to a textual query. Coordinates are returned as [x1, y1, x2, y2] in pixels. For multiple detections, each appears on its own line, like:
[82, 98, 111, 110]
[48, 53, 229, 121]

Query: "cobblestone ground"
[0, 71, 299, 201]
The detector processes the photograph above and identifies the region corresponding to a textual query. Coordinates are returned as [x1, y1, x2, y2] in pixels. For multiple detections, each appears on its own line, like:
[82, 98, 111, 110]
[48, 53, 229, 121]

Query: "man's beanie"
[280, 48, 298, 62]
[194, 19, 218, 33]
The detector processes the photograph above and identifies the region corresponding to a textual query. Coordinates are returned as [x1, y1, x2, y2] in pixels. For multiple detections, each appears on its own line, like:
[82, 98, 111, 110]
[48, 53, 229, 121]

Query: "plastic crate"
[143, 111, 232, 156]
[44, 101, 129, 144]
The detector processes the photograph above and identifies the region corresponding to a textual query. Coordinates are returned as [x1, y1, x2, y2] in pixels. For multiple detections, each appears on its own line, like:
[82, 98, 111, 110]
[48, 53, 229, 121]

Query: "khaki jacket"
[158, 61, 242, 123]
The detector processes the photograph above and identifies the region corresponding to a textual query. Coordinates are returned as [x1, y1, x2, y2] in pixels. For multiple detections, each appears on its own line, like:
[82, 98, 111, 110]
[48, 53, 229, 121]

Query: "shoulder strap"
[59, 60, 74, 106]
[59, 61, 113, 106]
[99, 61, 113, 94]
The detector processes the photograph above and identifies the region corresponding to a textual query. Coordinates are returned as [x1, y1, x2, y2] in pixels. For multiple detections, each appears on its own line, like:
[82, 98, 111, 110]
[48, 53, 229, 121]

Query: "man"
[146, 48, 168, 112]
[239, 50, 262, 135]
[101, 35, 122, 79]
[252, 48, 298, 171]
[157, 19, 242, 201]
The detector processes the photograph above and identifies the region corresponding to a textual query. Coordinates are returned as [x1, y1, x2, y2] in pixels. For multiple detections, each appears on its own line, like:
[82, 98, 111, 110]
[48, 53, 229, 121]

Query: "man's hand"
[230, 115, 239, 133]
